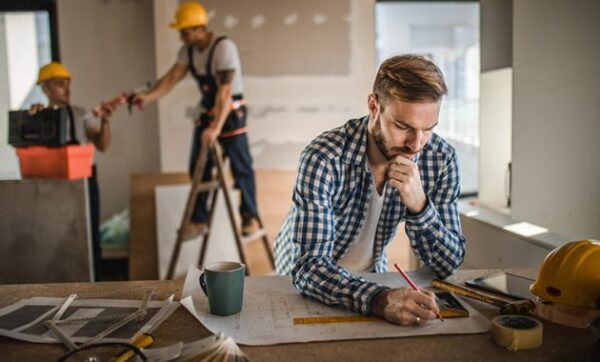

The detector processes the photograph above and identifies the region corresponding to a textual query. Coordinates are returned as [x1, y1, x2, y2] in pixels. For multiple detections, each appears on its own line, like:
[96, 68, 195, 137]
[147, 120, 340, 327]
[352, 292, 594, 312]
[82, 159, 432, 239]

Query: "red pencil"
[393, 263, 444, 322]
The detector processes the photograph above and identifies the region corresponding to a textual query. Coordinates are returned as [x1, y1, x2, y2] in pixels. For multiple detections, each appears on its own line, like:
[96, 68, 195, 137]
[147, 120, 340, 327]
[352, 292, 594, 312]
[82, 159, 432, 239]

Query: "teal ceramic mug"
[199, 261, 245, 316]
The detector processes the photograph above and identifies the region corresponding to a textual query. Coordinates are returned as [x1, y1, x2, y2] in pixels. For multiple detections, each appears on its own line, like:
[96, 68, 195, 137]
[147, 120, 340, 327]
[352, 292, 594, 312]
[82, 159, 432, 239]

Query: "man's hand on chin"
[387, 155, 427, 214]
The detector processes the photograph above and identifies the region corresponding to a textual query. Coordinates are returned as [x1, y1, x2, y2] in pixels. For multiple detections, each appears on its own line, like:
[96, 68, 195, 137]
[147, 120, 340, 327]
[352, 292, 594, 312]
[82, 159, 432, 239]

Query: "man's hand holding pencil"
[370, 263, 442, 326]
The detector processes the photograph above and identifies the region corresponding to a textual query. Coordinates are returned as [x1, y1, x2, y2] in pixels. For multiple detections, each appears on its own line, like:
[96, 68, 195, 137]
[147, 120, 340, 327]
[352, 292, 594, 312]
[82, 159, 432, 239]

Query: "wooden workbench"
[0, 269, 597, 361]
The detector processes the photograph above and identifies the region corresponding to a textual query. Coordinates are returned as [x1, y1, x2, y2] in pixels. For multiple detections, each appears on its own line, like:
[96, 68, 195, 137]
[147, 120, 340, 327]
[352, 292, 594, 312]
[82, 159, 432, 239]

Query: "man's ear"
[367, 94, 379, 119]
[40, 82, 50, 97]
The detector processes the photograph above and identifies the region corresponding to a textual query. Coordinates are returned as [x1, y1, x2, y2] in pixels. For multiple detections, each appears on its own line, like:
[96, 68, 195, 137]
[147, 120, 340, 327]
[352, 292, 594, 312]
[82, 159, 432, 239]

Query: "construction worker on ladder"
[31, 62, 116, 280]
[134, 1, 259, 240]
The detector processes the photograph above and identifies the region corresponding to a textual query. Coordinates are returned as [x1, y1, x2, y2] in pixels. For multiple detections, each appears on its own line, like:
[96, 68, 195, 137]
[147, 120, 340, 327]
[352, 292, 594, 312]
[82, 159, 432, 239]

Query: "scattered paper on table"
[0, 296, 179, 344]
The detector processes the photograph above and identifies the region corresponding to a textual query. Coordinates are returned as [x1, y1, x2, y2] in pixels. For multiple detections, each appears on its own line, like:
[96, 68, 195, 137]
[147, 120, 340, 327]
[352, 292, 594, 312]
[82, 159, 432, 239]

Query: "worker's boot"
[241, 216, 260, 237]
[180, 222, 208, 241]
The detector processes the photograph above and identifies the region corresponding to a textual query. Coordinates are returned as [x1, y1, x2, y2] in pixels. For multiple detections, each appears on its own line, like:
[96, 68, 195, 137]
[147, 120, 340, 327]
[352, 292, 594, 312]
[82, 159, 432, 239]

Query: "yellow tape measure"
[293, 315, 380, 325]
[293, 308, 466, 325]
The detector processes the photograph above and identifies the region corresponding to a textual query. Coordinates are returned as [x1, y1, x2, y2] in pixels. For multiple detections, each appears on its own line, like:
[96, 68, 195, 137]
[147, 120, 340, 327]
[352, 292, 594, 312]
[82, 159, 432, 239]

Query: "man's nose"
[406, 130, 422, 152]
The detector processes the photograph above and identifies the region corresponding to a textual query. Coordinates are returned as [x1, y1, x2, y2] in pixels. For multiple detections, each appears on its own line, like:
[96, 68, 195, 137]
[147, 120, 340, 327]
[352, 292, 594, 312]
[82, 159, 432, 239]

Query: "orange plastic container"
[16, 145, 94, 180]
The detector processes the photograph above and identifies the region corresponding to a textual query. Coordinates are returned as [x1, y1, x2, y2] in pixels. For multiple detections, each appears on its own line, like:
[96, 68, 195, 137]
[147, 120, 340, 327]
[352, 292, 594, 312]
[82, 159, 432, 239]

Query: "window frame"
[0, 0, 59, 61]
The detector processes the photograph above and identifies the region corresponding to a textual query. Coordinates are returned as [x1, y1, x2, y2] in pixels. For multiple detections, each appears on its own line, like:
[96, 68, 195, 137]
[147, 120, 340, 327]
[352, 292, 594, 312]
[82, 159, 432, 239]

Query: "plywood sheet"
[129, 173, 189, 280]
[155, 184, 241, 279]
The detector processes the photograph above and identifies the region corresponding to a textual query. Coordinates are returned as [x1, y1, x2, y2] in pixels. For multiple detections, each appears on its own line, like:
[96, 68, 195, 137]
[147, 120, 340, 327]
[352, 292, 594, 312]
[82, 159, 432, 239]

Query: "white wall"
[478, 0, 512, 211]
[58, 0, 161, 220]
[479, 68, 511, 210]
[511, 0, 600, 239]
[461, 216, 550, 269]
[153, 0, 376, 172]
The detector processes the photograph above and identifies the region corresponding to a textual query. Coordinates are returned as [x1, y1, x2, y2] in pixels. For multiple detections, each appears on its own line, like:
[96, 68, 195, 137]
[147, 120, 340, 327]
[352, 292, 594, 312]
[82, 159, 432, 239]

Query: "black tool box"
[8, 108, 70, 147]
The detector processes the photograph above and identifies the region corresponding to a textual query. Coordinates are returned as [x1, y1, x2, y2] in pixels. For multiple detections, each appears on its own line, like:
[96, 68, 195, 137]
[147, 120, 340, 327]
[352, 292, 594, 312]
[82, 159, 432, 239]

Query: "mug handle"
[199, 273, 208, 296]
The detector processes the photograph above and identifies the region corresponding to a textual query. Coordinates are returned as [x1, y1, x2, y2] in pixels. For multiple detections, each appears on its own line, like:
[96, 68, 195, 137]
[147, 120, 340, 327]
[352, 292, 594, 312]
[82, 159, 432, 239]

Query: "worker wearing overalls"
[133, 1, 259, 239]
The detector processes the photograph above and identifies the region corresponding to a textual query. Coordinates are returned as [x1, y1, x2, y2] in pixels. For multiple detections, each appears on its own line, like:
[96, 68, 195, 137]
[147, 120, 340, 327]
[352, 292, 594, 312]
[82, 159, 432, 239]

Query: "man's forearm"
[404, 200, 465, 278]
[93, 119, 111, 152]
[291, 255, 388, 315]
[209, 87, 232, 132]
[141, 63, 187, 104]
[143, 76, 175, 103]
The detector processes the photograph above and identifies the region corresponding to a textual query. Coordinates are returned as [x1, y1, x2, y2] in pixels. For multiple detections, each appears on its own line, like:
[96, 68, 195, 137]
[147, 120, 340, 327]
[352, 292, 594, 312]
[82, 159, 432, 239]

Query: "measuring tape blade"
[293, 315, 380, 325]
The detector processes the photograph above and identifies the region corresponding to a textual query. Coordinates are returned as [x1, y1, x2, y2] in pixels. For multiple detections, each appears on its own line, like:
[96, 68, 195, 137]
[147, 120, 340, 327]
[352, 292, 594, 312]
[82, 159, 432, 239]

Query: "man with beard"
[274, 55, 465, 326]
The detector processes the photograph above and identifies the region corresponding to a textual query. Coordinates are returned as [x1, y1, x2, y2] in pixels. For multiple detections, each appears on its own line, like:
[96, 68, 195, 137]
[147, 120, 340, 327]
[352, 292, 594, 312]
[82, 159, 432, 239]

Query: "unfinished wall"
[202, 0, 350, 77]
[58, 0, 161, 220]
[154, 0, 376, 172]
[511, 0, 600, 239]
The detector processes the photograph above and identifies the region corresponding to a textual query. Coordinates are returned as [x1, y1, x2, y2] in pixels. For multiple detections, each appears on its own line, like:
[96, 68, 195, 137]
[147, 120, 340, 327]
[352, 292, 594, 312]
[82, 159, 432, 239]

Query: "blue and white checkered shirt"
[274, 116, 465, 315]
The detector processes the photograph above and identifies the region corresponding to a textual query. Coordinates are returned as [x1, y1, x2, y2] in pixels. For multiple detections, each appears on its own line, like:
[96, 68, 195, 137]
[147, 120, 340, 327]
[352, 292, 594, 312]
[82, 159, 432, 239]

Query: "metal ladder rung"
[240, 228, 268, 244]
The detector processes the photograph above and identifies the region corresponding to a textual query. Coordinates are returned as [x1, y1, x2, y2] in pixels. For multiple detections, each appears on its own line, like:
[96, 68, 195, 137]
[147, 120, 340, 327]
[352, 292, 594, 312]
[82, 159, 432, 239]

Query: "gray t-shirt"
[176, 35, 244, 100]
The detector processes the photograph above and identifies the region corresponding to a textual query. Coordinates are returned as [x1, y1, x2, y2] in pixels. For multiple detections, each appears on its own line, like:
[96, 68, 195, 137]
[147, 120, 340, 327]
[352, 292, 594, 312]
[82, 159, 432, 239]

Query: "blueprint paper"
[181, 266, 492, 346]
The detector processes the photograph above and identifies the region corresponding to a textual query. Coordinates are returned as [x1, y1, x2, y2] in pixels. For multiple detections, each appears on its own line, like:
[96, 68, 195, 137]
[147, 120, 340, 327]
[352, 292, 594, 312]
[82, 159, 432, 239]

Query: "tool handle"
[91, 82, 152, 118]
[92, 93, 129, 118]
[431, 279, 512, 308]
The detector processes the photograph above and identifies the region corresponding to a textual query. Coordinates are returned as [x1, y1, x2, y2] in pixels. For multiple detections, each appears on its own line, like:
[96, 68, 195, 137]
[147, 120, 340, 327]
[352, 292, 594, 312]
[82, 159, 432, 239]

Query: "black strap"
[186, 44, 199, 81]
[65, 105, 79, 144]
[186, 35, 228, 82]
[205, 35, 227, 76]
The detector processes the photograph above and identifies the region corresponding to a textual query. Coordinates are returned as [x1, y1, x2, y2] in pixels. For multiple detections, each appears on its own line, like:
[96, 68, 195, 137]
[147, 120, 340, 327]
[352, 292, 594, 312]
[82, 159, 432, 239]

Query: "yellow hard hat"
[530, 239, 600, 309]
[169, 1, 208, 29]
[38, 62, 71, 84]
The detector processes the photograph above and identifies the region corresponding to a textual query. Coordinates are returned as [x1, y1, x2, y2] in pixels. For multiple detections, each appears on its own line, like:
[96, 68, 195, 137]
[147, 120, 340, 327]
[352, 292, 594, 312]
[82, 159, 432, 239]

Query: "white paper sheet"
[181, 266, 492, 346]
[0, 296, 179, 344]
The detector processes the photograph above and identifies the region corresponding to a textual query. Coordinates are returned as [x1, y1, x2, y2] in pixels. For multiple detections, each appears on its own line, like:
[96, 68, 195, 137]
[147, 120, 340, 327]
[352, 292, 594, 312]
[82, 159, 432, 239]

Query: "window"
[0, 0, 57, 178]
[375, 1, 480, 195]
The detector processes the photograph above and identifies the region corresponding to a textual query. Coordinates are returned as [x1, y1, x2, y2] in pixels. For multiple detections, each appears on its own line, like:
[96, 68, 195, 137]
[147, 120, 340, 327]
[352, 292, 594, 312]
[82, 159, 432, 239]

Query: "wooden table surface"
[0, 269, 597, 361]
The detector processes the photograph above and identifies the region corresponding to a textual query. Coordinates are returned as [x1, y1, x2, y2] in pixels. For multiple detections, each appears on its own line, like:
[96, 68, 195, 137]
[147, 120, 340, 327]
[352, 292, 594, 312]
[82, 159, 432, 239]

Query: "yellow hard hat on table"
[530, 239, 600, 309]
[37, 62, 71, 84]
[169, 1, 208, 29]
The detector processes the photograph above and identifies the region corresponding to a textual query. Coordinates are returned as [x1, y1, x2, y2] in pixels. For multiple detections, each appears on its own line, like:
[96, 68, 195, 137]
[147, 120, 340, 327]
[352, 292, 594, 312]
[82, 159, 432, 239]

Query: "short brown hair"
[372, 55, 447, 105]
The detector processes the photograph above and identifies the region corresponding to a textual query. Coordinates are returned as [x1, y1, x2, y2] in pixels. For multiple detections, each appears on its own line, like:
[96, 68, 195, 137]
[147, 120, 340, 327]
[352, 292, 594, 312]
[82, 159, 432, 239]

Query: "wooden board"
[129, 173, 189, 280]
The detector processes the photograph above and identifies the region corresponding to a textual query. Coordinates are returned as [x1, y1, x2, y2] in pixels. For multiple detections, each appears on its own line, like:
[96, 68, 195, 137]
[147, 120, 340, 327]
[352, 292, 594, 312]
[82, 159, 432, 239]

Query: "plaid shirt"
[274, 116, 465, 316]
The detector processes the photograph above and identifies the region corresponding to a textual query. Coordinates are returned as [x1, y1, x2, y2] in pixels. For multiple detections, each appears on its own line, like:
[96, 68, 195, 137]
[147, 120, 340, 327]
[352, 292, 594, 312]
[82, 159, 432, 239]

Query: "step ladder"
[166, 143, 275, 279]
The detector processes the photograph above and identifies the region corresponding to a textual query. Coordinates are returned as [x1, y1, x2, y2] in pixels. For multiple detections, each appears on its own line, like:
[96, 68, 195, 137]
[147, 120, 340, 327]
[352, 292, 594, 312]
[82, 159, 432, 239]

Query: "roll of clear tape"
[491, 315, 543, 351]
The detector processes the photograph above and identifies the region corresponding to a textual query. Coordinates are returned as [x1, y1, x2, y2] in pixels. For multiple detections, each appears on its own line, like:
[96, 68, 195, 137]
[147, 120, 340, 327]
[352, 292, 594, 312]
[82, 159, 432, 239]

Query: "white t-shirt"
[176, 35, 244, 98]
[338, 179, 386, 273]
[68, 105, 99, 161]
[67, 105, 93, 144]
